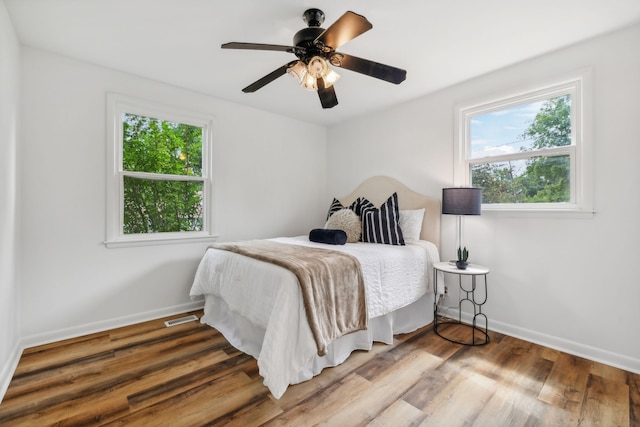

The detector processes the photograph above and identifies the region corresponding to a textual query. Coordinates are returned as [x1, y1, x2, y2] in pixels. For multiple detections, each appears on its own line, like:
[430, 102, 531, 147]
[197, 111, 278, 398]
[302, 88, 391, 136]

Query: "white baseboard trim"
[0, 341, 23, 404]
[20, 299, 205, 350]
[488, 317, 640, 375]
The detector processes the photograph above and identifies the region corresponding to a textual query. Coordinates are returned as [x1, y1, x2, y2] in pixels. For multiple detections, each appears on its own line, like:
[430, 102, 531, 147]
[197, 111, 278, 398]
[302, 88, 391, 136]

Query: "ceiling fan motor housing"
[294, 9, 329, 61]
[293, 27, 324, 57]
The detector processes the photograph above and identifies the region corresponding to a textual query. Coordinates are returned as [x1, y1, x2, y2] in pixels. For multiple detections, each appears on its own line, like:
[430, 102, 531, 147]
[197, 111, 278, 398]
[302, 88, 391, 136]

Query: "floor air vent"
[164, 315, 199, 327]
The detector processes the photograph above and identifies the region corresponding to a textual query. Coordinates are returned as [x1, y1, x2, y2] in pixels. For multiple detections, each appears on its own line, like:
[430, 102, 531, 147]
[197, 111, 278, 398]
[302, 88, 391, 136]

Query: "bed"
[189, 176, 441, 399]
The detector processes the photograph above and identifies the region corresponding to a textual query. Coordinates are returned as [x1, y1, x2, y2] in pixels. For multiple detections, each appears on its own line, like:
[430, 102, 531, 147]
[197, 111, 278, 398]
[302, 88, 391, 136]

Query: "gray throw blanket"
[211, 240, 367, 356]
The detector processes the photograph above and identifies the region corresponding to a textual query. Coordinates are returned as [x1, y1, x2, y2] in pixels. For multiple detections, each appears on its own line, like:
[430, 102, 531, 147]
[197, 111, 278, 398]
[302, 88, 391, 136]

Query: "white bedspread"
[189, 236, 440, 398]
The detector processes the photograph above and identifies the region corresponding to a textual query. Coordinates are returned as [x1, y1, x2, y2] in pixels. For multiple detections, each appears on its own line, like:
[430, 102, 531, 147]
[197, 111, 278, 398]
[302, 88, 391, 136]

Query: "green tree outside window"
[471, 95, 572, 204]
[122, 113, 204, 234]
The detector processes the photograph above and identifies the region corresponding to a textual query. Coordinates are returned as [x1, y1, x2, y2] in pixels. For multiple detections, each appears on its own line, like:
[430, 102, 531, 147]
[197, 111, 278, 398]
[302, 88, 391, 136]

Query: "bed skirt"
[200, 292, 435, 397]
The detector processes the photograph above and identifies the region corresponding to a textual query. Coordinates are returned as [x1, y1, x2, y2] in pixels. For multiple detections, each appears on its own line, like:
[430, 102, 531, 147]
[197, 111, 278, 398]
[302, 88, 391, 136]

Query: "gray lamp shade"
[442, 187, 483, 215]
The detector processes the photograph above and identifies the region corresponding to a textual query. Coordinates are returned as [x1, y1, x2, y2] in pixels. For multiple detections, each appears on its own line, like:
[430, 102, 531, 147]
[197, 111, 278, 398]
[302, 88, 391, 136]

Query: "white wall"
[327, 24, 640, 373]
[0, 0, 21, 399]
[18, 48, 327, 344]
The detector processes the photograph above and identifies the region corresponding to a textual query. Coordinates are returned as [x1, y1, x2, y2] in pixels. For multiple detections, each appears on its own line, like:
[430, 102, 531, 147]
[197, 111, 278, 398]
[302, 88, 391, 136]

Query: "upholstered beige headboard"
[338, 176, 441, 251]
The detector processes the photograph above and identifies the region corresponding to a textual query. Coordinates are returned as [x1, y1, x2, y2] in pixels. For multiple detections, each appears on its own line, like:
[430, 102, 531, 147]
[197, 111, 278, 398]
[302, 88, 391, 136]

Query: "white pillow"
[325, 208, 361, 243]
[399, 208, 425, 242]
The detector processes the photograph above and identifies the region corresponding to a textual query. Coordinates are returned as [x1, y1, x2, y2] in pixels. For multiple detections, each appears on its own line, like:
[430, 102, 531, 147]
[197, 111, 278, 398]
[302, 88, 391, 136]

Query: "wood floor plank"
[460, 335, 535, 381]
[103, 371, 263, 426]
[126, 352, 254, 412]
[523, 403, 576, 427]
[12, 333, 113, 377]
[402, 361, 459, 410]
[538, 352, 592, 413]
[476, 345, 574, 426]
[471, 386, 556, 427]
[578, 373, 629, 427]
[273, 344, 389, 413]
[466, 340, 557, 427]
[20, 330, 110, 355]
[407, 324, 470, 359]
[367, 399, 427, 427]
[208, 394, 283, 427]
[589, 360, 629, 384]
[3, 347, 117, 401]
[0, 375, 132, 427]
[629, 371, 640, 426]
[323, 351, 442, 426]
[111, 319, 215, 354]
[35, 395, 131, 427]
[262, 373, 373, 427]
[418, 370, 497, 427]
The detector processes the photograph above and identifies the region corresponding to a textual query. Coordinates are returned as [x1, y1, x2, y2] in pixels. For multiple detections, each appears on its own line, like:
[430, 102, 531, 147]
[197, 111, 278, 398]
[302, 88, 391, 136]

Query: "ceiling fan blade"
[317, 78, 338, 109]
[314, 11, 372, 50]
[222, 42, 303, 55]
[242, 62, 296, 93]
[330, 52, 406, 84]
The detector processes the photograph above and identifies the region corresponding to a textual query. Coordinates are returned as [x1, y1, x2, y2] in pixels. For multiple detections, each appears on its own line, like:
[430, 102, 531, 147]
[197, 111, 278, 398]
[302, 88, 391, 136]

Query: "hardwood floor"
[1, 311, 638, 426]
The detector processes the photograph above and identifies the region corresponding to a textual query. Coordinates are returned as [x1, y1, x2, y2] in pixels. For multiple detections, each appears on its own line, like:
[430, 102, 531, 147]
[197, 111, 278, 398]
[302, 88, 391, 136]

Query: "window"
[454, 71, 593, 216]
[106, 94, 215, 247]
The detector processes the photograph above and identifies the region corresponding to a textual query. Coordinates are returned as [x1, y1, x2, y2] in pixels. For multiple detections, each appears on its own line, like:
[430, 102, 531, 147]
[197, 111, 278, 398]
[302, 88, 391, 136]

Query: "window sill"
[105, 233, 219, 249]
[481, 207, 595, 219]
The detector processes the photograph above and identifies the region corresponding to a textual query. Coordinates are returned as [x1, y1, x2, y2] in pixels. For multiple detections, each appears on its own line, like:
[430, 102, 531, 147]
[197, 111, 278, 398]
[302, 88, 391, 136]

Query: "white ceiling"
[5, 0, 640, 126]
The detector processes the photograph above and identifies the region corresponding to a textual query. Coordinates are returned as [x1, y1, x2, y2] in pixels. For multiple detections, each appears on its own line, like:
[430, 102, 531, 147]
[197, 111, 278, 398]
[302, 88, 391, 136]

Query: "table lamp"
[442, 187, 482, 263]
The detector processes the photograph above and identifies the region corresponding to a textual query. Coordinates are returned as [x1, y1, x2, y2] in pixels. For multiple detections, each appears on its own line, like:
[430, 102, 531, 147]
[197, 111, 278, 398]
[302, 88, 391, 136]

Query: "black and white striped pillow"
[360, 192, 405, 246]
[326, 197, 368, 220]
[326, 198, 345, 219]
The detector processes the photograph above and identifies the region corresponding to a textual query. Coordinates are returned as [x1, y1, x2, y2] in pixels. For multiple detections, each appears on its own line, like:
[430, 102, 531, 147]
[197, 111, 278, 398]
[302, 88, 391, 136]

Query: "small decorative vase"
[456, 261, 469, 270]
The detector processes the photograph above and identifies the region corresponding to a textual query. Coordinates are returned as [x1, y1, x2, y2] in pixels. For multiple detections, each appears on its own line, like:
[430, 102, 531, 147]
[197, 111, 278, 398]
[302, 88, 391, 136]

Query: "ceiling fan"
[221, 9, 407, 109]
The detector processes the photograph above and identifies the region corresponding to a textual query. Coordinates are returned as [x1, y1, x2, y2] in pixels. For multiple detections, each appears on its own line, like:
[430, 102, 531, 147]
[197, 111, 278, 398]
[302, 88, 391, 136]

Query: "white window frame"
[105, 93, 216, 248]
[454, 69, 594, 218]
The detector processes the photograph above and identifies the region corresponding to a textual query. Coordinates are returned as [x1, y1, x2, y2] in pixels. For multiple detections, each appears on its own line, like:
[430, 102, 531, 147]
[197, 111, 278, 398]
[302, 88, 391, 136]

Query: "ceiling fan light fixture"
[286, 60, 307, 81]
[288, 57, 340, 91]
[307, 56, 340, 89]
[307, 56, 328, 78]
[323, 68, 340, 88]
[286, 60, 316, 90]
[302, 72, 318, 91]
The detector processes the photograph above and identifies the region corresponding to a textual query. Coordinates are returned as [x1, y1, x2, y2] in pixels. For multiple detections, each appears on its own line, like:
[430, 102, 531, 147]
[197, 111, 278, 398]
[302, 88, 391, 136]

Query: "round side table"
[433, 261, 490, 346]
